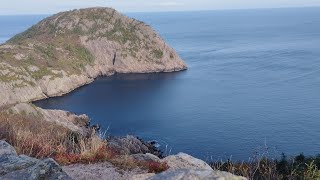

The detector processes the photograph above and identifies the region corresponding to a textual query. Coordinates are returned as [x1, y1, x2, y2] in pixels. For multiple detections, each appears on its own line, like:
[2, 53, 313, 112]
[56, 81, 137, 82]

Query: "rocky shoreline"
[0, 140, 246, 180]
[0, 7, 247, 179]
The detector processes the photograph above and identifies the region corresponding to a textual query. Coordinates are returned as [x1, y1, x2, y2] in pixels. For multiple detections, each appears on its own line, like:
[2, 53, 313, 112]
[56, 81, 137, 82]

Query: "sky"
[1, 0, 320, 15]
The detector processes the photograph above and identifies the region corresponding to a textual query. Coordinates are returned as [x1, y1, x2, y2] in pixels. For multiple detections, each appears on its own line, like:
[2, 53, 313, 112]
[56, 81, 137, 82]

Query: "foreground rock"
[143, 169, 247, 180]
[132, 153, 247, 180]
[107, 135, 162, 157]
[161, 153, 212, 170]
[0, 7, 187, 109]
[63, 162, 147, 180]
[0, 141, 71, 180]
[4, 103, 91, 135]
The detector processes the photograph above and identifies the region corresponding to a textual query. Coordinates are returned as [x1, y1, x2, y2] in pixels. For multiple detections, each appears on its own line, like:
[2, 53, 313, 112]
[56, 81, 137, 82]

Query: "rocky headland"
[0, 7, 186, 109]
[0, 7, 246, 180]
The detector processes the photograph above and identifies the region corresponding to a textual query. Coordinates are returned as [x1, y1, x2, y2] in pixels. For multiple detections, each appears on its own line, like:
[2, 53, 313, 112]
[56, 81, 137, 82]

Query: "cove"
[34, 8, 320, 160]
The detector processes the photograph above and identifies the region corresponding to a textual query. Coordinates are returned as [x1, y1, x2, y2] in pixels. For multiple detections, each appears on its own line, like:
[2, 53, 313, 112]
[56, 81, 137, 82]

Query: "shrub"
[152, 49, 163, 59]
[210, 153, 320, 180]
[0, 112, 109, 164]
[147, 161, 169, 173]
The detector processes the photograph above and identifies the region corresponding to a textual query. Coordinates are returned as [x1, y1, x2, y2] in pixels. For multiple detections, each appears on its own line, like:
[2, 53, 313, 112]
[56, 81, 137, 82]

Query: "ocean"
[2, 7, 320, 160]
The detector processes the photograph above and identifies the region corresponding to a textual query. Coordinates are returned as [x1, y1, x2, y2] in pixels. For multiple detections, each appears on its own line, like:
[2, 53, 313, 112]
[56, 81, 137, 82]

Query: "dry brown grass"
[0, 112, 107, 163]
[0, 112, 168, 173]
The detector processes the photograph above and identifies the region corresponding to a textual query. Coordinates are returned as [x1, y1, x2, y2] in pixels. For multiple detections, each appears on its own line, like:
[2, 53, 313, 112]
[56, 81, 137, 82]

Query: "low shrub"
[147, 161, 169, 173]
[210, 152, 320, 180]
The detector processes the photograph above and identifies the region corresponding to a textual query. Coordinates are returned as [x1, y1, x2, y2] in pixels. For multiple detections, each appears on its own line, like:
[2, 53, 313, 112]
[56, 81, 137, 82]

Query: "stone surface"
[0, 141, 71, 180]
[131, 173, 155, 180]
[107, 135, 162, 156]
[63, 162, 147, 180]
[131, 153, 161, 162]
[146, 169, 247, 180]
[162, 153, 213, 171]
[5, 103, 91, 135]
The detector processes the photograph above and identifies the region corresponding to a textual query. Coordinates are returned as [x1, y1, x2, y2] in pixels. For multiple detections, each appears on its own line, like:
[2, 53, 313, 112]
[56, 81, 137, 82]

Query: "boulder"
[162, 153, 212, 171]
[0, 141, 71, 180]
[130, 153, 161, 162]
[146, 169, 247, 180]
[131, 173, 155, 180]
[5, 103, 91, 136]
[107, 135, 162, 156]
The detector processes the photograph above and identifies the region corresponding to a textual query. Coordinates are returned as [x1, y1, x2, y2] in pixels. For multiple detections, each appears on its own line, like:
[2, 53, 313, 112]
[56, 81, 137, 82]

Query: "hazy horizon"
[1, 0, 320, 15]
[0, 6, 319, 16]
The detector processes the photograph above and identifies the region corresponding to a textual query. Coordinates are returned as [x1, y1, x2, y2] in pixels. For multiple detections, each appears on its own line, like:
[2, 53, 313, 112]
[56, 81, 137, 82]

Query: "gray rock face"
[162, 153, 213, 171]
[5, 103, 91, 135]
[131, 153, 161, 163]
[0, 141, 71, 180]
[132, 153, 247, 180]
[145, 169, 247, 180]
[107, 135, 161, 156]
[63, 162, 147, 180]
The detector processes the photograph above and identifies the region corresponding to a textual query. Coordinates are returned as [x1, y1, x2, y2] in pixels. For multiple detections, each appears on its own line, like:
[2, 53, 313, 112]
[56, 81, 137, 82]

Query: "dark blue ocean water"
[2, 8, 320, 160]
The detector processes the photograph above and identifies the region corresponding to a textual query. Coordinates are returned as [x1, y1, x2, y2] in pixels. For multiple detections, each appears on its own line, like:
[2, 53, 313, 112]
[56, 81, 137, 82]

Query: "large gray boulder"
[0, 141, 71, 180]
[162, 153, 213, 171]
[146, 169, 247, 180]
[132, 153, 247, 180]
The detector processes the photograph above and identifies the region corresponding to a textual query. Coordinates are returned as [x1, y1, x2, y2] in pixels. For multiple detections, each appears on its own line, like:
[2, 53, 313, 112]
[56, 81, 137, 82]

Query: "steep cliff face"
[0, 7, 187, 108]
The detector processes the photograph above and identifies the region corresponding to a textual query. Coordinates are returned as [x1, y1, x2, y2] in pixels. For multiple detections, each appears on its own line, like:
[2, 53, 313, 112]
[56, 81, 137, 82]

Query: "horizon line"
[0, 5, 319, 16]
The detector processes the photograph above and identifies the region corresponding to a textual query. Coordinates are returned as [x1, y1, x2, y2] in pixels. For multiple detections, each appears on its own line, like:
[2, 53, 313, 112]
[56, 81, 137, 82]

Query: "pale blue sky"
[1, 0, 320, 15]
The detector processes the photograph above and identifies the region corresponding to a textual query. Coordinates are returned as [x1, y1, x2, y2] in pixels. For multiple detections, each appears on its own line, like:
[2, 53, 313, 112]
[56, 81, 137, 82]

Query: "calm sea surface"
[2, 8, 320, 160]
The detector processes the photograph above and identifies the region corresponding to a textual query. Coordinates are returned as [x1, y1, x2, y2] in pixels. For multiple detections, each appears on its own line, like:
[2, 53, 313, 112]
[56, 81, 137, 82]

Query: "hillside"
[0, 7, 187, 108]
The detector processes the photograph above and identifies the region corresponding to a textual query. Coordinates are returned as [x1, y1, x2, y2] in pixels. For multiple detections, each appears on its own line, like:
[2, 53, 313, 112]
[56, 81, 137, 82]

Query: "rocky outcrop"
[132, 153, 247, 180]
[0, 7, 187, 109]
[143, 169, 247, 180]
[161, 153, 213, 171]
[107, 135, 162, 157]
[0, 141, 71, 180]
[63, 162, 147, 180]
[5, 103, 91, 135]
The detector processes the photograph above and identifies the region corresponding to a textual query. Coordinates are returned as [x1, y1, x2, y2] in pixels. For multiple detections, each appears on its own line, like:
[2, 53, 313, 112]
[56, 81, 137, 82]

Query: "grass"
[0, 112, 109, 161]
[7, 25, 41, 44]
[210, 152, 320, 180]
[0, 111, 168, 174]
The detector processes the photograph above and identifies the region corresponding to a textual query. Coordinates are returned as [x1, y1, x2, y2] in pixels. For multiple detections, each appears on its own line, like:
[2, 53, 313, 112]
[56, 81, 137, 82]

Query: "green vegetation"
[7, 25, 41, 44]
[0, 51, 15, 62]
[0, 112, 168, 173]
[152, 49, 164, 59]
[30, 67, 54, 80]
[211, 153, 320, 179]
[0, 7, 171, 82]
[0, 74, 20, 82]
[34, 44, 56, 60]
[66, 45, 94, 64]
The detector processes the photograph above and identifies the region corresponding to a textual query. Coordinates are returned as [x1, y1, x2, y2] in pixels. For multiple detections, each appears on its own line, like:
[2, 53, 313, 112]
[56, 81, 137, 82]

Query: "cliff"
[0, 7, 187, 108]
[0, 7, 247, 180]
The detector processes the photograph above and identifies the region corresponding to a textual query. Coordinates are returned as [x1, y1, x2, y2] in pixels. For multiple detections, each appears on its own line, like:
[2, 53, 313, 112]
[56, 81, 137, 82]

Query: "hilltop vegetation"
[0, 7, 187, 108]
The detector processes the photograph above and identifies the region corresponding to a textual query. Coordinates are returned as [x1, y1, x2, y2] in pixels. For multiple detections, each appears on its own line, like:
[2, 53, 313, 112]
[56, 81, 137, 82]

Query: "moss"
[34, 44, 56, 60]
[73, 46, 94, 63]
[0, 74, 19, 82]
[152, 49, 163, 59]
[30, 67, 61, 80]
[0, 51, 15, 62]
